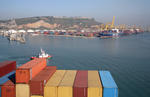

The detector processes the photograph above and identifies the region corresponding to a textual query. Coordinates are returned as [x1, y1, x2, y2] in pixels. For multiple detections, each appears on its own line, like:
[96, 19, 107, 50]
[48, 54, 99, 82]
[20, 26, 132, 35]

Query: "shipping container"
[73, 70, 88, 97]
[44, 70, 66, 97]
[88, 71, 102, 97]
[1, 80, 15, 97]
[0, 71, 15, 97]
[58, 70, 77, 97]
[40, 66, 57, 71]
[16, 84, 30, 97]
[0, 61, 16, 77]
[99, 71, 118, 97]
[30, 66, 56, 95]
[31, 96, 43, 97]
[16, 58, 46, 84]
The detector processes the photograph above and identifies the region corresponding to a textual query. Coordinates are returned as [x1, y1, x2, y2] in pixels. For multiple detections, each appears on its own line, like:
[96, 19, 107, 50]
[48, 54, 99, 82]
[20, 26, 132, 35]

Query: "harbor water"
[0, 32, 150, 97]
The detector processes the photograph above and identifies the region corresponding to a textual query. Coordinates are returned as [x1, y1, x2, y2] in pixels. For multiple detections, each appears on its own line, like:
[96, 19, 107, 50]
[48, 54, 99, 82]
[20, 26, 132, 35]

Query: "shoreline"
[31, 34, 96, 39]
[48, 35, 96, 38]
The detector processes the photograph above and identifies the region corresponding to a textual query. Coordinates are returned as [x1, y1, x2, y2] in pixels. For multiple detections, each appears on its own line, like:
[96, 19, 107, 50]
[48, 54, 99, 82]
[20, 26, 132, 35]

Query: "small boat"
[31, 49, 52, 60]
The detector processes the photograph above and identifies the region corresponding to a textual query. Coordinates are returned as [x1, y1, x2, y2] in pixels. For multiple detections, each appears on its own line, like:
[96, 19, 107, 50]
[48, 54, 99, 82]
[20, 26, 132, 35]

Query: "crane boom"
[111, 16, 115, 28]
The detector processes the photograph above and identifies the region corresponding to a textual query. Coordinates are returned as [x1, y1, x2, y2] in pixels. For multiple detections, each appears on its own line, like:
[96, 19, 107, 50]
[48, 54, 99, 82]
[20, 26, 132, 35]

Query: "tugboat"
[30, 49, 52, 60]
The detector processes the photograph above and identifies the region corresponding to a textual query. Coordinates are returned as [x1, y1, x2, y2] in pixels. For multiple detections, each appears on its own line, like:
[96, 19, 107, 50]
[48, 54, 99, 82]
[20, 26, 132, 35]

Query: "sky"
[0, 0, 150, 27]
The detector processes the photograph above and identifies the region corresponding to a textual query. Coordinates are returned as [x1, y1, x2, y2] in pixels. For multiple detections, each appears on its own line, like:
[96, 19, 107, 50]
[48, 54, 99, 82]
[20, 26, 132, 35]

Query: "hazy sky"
[0, 0, 150, 26]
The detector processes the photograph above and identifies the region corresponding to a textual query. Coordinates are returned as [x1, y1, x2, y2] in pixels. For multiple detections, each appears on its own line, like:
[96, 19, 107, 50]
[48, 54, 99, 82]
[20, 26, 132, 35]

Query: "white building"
[27, 29, 34, 33]
[61, 30, 66, 32]
[18, 30, 26, 33]
[8, 29, 17, 34]
[35, 29, 41, 32]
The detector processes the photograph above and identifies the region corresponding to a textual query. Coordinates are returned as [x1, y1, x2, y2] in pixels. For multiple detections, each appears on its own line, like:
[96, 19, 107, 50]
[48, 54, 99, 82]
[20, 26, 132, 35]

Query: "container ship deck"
[0, 59, 118, 97]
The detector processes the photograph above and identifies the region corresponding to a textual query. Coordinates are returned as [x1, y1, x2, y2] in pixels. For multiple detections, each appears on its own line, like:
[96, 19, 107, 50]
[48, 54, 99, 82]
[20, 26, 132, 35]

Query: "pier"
[0, 30, 26, 43]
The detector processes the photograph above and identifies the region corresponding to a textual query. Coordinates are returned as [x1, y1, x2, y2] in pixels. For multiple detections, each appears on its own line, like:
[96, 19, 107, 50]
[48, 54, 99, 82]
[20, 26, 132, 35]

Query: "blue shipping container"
[0, 71, 15, 97]
[0, 88, 1, 97]
[99, 71, 118, 97]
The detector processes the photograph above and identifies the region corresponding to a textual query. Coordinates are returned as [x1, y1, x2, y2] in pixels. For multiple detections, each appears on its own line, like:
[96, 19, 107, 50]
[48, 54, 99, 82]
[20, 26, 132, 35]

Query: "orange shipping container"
[1, 80, 15, 97]
[16, 58, 47, 84]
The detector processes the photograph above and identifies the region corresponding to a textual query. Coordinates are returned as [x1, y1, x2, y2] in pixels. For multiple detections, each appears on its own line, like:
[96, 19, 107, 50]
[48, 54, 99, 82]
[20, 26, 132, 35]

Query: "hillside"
[0, 16, 102, 29]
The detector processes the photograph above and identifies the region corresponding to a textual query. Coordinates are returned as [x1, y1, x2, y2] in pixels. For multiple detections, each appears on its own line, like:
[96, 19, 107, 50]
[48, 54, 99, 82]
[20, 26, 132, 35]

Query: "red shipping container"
[0, 61, 16, 77]
[30, 66, 56, 95]
[16, 58, 47, 84]
[1, 79, 15, 97]
[73, 70, 88, 97]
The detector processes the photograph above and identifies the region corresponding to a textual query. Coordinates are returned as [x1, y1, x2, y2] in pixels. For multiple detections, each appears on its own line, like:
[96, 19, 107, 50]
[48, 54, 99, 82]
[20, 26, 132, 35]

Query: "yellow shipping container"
[16, 84, 30, 97]
[88, 71, 103, 97]
[31, 96, 43, 97]
[58, 70, 77, 97]
[44, 70, 66, 97]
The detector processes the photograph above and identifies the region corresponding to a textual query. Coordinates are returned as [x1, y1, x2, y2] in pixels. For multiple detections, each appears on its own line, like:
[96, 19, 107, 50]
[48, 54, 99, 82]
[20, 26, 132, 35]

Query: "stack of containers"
[0, 59, 119, 97]
[88, 71, 102, 97]
[30, 66, 56, 97]
[16, 58, 47, 97]
[44, 70, 66, 97]
[58, 70, 77, 97]
[0, 61, 16, 97]
[73, 70, 88, 97]
[99, 71, 118, 97]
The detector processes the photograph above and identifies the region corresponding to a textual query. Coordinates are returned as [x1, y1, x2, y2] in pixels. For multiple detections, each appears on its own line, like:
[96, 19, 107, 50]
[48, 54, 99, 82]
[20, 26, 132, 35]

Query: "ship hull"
[100, 33, 119, 38]
[30, 56, 52, 60]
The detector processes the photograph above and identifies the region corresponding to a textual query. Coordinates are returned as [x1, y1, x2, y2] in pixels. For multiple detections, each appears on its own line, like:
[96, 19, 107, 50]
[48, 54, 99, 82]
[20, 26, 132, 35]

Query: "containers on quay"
[30, 66, 56, 95]
[99, 71, 118, 97]
[44, 70, 66, 97]
[58, 70, 77, 97]
[16, 58, 46, 84]
[88, 71, 102, 97]
[0, 71, 15, 97]
[73, 70, 88, 97]
[16, 84, 30, 97]
[0, 61, 16, 77]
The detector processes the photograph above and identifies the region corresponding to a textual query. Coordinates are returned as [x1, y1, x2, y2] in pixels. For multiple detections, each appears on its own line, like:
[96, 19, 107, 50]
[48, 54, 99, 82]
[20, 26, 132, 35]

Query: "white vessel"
[31, 49, 52, 60]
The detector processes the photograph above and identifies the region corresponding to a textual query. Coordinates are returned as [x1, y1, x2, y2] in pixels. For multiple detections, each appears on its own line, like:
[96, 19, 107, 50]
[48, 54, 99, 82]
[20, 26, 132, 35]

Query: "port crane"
[104, 16, 115, 30]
